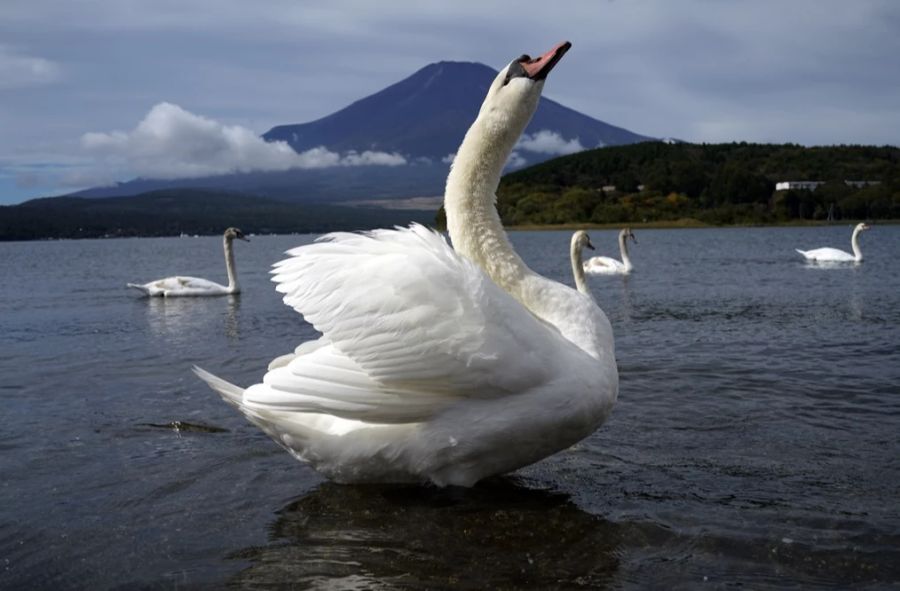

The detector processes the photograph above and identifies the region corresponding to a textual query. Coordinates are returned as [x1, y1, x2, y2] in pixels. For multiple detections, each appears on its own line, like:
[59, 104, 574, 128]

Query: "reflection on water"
[801, 260, 862, 270]
[229, 479, 624, 590]
[142, 295, 242, 343]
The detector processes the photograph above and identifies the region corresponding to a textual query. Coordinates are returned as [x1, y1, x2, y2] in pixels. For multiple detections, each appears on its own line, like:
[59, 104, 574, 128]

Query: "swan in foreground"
[195, 41, 618, 487]
[584, 228, 636, 275]
[795, 222, 870, 263]
[128, 227, 249, 296]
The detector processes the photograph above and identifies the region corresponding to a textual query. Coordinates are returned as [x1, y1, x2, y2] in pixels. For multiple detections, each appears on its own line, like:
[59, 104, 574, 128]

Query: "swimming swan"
[570, 230, 596, 295]
[194, 41, 618, 487]
[795, 222, 870, 263]
[584, 228, 636, 275]
[128, 227, 249, 296]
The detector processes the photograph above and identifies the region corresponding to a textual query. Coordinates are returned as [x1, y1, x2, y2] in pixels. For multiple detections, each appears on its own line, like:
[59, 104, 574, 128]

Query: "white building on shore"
[775, 181, 825, 191]
[775, 180, 882, 191]
[844, 180, 881, 188]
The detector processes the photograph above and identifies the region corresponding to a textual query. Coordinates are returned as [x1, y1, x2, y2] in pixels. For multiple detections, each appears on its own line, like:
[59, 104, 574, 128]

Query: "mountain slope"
[496, 142, 900, 225]
[1, 190, 437, 241]
[264, 61, 651, 159]
[72, 61, 652, 203]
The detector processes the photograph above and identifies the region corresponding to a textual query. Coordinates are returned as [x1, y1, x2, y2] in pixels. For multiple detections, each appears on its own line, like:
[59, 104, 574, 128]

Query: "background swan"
[570, 231, 595, 295]
[796, 222, 870, 263]
[195, 41, 618, 487]
[584, 228, 636, 275]
[128, 227, 249, 296]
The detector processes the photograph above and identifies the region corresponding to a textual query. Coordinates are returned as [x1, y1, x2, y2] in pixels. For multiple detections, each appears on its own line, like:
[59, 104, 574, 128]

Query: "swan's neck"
[851, 227, 863, 261]
[571, 242, 591, 297]
[224, 236, 240, 293]
[619, 232, 633, 271]
[445, 115, 531, 295]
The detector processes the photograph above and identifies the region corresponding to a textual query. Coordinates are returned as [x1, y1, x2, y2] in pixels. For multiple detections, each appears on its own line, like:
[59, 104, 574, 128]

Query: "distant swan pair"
[796, 222, 871, 263]
[128, 227, 248, 296]
[194, 41, 619, 487]
[583, 228, 636, 275]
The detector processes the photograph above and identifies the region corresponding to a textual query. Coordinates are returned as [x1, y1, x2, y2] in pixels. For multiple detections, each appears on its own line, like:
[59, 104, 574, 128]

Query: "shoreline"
[506, 218, 899, 231]
[4, 218, 897, 242]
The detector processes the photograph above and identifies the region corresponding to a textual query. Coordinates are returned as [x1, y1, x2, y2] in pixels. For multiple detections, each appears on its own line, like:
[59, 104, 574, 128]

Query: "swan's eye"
[502, 61, 527, 86]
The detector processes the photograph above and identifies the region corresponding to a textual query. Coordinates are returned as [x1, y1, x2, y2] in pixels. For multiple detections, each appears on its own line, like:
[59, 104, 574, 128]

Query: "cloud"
[505, 151, 527, 170]
[3, 0, 900, 205]
[515, 130, 585, 156]
[81, 102, 406, 180]
[341, 150, 407, 166]
[0, 45, 60, 89]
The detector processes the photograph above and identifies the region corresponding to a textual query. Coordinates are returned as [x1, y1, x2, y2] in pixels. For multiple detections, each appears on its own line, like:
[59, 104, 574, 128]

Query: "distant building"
[844, 180, 881, 188]
[601, 185, 617, 193]
[775, 181, 825, 191]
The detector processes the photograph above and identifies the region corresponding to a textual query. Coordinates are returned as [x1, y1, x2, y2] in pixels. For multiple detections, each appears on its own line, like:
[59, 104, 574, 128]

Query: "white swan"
[570, 230, 596, 295]
[583, 228, 636, 275]
[128, 227, 249, 296]
[194, 41, 618, 487]
[795, 222, 871, 263]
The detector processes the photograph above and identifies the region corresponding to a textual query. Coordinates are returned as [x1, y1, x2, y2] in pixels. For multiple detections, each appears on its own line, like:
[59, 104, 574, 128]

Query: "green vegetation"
[496, 142, 899, 226]
[0, 189, 436, 241]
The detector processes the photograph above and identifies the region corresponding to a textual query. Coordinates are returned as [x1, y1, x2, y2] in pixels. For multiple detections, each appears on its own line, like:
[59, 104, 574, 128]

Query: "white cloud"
[81, 102, 406, 180]
[505, 151, 527, 170]
[341, 150, 406, 166]
[0, 45, 60, 89]
[515, 130, 585, 156]
[442, 153, 456, 164]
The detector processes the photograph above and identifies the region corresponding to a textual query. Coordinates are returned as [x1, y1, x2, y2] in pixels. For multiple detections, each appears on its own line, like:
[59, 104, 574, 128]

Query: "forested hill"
[497, 142, 900, 225]
[0, 190, 436, 241]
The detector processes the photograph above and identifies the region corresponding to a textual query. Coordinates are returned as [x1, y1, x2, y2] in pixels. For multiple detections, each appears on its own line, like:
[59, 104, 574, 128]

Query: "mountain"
[72, 164, 449, 202]
[263, 61, 651, 160]
[72, 61, 653, 203]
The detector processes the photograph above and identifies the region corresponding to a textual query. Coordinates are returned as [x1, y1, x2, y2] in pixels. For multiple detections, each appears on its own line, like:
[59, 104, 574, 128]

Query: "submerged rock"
[140, 421, 229, 434]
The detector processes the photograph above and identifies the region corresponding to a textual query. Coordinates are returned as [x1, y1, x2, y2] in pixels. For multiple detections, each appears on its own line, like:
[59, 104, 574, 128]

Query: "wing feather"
[270, 224, 561, 398]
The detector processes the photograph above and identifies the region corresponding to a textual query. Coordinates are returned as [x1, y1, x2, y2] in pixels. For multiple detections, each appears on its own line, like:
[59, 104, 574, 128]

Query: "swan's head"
[572, 230, 595, 254]
[224, 227, 249, 242]
[477, 41, 571, 137]
[855, 222, 871, 233]
[624, 228, 637, 244]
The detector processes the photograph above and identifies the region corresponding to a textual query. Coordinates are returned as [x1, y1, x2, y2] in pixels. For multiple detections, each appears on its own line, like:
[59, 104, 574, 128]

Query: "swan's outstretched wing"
[270, 224, 570, 400]
[267, 336, 331, 370]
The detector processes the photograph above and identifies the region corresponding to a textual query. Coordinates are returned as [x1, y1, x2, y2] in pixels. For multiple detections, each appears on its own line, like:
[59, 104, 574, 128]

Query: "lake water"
[1, 225, 898, 589]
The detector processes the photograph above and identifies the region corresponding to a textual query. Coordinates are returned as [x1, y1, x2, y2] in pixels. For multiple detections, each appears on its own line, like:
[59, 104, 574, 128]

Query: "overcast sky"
[1, 0, 898, 205]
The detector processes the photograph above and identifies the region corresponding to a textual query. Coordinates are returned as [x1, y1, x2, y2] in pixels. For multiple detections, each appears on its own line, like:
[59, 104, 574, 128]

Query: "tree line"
[0, 190, 435, 241]
[495, 142, 899, 225]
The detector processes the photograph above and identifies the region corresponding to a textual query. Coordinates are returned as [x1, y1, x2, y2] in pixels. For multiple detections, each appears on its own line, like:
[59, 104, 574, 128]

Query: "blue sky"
[1, 0, 898, 205]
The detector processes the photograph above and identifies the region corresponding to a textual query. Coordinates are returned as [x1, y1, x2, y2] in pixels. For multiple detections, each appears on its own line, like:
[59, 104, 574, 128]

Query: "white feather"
[796, 222, 870, 263]
[195, 43, 618, 486]
[128, 227, 248, 296]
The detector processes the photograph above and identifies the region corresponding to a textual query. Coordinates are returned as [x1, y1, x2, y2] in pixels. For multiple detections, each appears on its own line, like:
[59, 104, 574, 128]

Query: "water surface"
[1, 225, 898, 589]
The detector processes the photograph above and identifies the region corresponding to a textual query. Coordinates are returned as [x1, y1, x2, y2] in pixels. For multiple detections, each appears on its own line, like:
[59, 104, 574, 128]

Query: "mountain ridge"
[263, 60, 652, 159]
[72, 60, 652, 202]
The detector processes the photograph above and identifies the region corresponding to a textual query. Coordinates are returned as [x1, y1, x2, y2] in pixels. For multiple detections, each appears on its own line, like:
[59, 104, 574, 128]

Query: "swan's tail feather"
[127, 282, 151, 295]
[193, 365, 244, 409]
[795, 249, 808, 257]
[192, 365, 319, 461]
